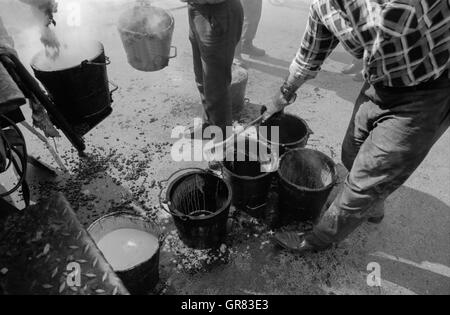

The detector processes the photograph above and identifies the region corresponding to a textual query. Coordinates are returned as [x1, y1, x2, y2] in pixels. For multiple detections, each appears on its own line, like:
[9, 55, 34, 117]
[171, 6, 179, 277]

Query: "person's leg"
[341, 84, 385, 220]
[193, 1, 243, 131]
[185, 6, 211, 138]
[188, 8, 205, 107]
[309, 82, 450, 248]
[240, 0, 265, 57]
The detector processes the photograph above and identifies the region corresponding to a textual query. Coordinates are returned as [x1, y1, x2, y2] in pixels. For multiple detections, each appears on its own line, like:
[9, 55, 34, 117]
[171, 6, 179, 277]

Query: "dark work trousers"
[188, 0, 244, 130]
[240, 0, 263, 46]
[307, 72, 450, 247]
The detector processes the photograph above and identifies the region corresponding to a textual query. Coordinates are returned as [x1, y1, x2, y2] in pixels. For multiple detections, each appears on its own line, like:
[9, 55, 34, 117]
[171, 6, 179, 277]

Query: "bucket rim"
[259, 112, 310, 147]
[87, 211, 164, 273]
[222, 161, 275, 181]
[31, 40, 105, 73]
[117, 6, 175, 38]
[166, 170, 232, 221]
[220, 139, 278, 180]
[278, 148, 337, 192]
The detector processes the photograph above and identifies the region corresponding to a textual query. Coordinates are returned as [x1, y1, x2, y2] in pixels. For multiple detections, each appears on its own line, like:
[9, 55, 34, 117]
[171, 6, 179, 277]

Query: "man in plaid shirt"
[270, 0, 450, 253]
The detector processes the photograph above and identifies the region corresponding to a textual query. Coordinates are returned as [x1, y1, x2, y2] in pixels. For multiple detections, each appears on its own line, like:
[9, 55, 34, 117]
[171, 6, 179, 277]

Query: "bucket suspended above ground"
[160, 168, 232, 250]
[278, 148, 337, 224]
[118, 3, 176, 72]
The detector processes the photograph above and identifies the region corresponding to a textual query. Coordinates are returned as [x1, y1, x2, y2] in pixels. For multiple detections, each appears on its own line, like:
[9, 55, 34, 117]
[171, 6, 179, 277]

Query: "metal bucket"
[88, 212, 164, 295]
[259, 113, 311, 156]
[222, 137, 276, 219]
[230, 64, 248, 117]
[160, 168, 232, 250]
[31, 41, 117, 135]
[278, 148, 337, 223]
[118, 5, 176, 72]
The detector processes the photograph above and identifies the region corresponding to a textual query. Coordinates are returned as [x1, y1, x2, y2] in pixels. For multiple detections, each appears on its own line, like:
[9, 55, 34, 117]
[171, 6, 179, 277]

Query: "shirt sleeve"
[289, 2, 340, 83]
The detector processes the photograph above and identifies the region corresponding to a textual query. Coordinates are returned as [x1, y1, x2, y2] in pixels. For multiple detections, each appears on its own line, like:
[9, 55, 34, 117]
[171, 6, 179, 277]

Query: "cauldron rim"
[30, 40, 105, 73]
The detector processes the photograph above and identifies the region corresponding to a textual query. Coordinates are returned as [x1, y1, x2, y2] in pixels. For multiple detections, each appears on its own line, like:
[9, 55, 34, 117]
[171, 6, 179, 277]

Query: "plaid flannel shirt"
[290, 0, 450, 87]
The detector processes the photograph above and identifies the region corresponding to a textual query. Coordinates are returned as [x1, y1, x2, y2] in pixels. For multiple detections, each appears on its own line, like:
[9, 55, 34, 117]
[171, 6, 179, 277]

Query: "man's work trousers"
[308, 72, 450, 247]
[188, 0, 244, 130]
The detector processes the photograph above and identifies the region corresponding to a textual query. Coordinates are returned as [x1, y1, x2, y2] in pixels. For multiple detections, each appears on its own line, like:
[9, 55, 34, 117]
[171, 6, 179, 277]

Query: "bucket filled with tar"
[160, 168, 232, 250]
[278, 148, 337, 223]
[222, 136, 278, 219]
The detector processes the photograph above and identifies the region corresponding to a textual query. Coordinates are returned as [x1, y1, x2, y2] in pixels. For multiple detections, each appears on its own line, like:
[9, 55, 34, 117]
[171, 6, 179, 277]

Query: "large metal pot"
[118, 5, 176, 72]
[31, 40, 117, 134]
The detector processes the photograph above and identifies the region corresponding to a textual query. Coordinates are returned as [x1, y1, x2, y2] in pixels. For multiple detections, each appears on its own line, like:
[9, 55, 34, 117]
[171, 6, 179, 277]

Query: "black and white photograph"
[0, 0, 449, 299]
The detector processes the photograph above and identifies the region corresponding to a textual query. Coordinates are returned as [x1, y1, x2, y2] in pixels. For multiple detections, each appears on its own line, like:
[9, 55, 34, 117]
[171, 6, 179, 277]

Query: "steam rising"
[32, 40, 102, 71]
[118, 5, 172, 39]
[0, 0, 141, 65]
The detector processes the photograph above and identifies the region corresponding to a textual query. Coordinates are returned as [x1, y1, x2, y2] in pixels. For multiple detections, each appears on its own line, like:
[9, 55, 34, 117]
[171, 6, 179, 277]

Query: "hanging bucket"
[88, 212, 164, 295]
[259, 113, 311, 156]
[278, 148, 337, 223]
[31, 40, 118, 135]
[230, 64, 248, 118]
[118, 4, 176, 72]
[221, 137, 277, 219]
[160, 168, 232, 250]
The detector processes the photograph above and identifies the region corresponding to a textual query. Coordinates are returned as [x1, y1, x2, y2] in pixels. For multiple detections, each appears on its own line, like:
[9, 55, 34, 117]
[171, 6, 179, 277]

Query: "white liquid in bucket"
[97, 228, 159, 271]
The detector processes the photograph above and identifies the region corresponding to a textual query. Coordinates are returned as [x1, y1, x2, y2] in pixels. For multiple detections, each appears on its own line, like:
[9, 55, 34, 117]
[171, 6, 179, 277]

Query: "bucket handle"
[169, 46, 177, 59]
[81, 56, 111, 67]
[246, 202, 267, 212]
[108, 80, 119, 102]
[158, 167, 211, 220]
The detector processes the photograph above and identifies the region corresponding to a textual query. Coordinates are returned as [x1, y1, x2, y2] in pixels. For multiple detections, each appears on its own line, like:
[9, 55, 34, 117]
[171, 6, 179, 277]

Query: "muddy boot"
[273, 231, 331, 255]
[368, 215, 385, 224]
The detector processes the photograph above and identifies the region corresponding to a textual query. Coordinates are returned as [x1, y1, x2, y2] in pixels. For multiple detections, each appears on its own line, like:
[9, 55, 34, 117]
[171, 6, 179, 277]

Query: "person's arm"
[265, 1, 340, 119]
[19, 0, 58, 26]
[19, 0, 60, 51]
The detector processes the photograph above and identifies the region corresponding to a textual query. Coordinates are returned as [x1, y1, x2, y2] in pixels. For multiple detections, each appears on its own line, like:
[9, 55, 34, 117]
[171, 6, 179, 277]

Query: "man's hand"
[40, 26, 60, 53]
[20, 0, 58, 26]
[262, 89, 292, 122]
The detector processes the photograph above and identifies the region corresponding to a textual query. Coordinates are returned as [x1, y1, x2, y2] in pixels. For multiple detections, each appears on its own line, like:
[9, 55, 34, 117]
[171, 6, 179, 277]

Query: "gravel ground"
[1, 0, 449, 295]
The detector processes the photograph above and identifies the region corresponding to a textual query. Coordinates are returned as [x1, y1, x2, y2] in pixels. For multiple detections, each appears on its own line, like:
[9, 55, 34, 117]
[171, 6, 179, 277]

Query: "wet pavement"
[1, 0, 449, 295]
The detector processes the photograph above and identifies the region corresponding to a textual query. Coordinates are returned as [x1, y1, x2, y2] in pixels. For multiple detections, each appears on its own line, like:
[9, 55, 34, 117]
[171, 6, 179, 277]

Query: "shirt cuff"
[288, 59, 319, 85]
